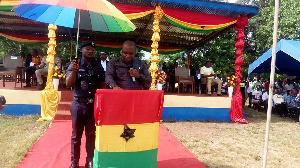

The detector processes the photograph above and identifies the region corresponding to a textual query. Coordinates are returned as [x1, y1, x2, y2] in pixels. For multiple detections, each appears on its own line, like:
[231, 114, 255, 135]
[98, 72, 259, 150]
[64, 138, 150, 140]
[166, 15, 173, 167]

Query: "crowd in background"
[245, 77, 300, 123]
[151, 61, 300, 124]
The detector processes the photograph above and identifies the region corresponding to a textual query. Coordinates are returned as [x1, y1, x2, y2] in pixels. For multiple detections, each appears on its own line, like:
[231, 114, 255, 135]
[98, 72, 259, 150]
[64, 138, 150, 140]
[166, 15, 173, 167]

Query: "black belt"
[74, 97, 94, 104]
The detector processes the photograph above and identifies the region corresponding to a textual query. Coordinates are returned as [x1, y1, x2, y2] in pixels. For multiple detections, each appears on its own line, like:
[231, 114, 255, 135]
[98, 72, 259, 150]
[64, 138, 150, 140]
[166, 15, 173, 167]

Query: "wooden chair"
[175, 67, 194, 94]
[15, 67, 25, 87]
[31, 73, 47, 87]
[0, 56, 23, 87]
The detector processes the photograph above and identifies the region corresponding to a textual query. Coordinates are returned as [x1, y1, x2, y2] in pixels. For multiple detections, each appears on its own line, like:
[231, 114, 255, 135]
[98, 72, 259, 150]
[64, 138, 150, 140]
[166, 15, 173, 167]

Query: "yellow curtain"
[149, 6, 164, 90]
[38, 24, 60, 121]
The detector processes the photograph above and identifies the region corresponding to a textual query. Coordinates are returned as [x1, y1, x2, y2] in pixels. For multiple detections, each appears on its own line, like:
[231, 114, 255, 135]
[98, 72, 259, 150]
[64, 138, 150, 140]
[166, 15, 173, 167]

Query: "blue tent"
[248, 39, 300, 76]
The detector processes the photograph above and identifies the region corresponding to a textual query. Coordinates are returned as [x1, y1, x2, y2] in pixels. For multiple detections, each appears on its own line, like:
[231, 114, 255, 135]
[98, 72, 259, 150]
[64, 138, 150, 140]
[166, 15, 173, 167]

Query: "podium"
[93, 90, 164, 168]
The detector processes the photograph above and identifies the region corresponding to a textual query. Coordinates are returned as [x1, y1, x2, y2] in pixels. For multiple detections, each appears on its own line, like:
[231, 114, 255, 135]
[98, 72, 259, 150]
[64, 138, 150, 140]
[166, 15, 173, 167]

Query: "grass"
[1, 107, 299, 168]
[0, 115, 51, 168]
[162, 107, 300, 168]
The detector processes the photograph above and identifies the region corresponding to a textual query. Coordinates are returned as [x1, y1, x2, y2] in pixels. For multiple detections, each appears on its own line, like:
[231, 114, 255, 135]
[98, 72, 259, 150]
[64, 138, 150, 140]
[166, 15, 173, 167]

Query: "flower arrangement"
[53, 66, 65, 79]
[227, 75, 238, 87]
[155, 69, 167, 84]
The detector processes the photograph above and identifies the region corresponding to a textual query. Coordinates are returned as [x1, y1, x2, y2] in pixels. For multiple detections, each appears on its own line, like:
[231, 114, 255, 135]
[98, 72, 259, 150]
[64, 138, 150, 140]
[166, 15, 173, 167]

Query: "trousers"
[35, 68, 48, 85]
[70, 100, 95, 164]
[201, 78, 222, 94]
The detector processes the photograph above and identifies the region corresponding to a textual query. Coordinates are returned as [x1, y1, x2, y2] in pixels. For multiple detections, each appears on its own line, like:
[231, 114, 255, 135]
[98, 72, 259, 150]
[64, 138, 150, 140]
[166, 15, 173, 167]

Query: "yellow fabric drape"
[38, 24, 59, 121]
[149, 6, 163, 90]
[0, 33, 48, 43]
[163, 13, 237, 30]
[0, 0, 20, 5]
[125, 10, 155, 20]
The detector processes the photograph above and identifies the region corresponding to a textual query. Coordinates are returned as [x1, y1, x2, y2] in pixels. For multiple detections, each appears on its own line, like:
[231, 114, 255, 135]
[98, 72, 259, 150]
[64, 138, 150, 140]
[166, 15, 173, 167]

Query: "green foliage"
[0, 36, 47, 58]
[193, 29, 238, 77]
[0, 37, 132, 67]
[157, 52, 187, 68]
[247, 0, 300, 57]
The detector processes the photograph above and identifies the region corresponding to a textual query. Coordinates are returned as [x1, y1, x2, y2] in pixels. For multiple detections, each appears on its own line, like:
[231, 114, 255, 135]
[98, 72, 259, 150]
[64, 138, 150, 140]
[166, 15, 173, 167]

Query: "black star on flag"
[120, 125, 136, 142]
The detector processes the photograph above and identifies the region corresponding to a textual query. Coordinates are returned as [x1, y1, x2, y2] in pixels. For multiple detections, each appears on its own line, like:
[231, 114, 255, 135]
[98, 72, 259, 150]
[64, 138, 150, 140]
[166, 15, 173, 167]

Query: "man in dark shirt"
[240, 77, 246, 107]
[66, 41, 105, 168]
[105, 40, 151, 89]
[286, 88, 300, 122]
[168, 62, 178, 92]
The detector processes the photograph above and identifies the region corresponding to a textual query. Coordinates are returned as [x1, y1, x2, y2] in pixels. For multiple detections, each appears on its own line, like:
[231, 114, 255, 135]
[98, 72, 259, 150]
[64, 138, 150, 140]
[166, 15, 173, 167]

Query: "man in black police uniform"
[66, 41, 105, 168]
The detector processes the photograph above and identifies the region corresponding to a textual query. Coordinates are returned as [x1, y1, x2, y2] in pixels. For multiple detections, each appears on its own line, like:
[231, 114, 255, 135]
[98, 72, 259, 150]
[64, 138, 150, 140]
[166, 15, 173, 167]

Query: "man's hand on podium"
[113, 86, 122, 90]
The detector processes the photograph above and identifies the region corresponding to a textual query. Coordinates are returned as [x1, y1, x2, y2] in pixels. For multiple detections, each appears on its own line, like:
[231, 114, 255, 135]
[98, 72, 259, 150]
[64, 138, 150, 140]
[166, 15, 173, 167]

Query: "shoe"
[69, 163, 79, 168]
[217, 94, 222, 96]
[207, 94, 211, 96]
[85, 161, 93, 168]
[24, 85, 31, 88]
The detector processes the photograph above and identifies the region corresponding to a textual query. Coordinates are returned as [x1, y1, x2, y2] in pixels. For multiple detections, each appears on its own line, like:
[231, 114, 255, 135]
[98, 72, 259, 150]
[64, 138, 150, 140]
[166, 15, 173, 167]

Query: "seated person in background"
[264, 79, 270, 91]
[168, 62, 178, 92]
[261, 90, 269, 111]
[194, 64, 201, 93]
[240, 77, 246, 107]
[253, 77, 262, 90]
[25, 53, 32, 68]
[284, 79, 294, 95]
[252, 85, 262, 111]
[105, 40, 151, 90]
[35, 55, 61, 90]
[285, 88, 300, 122]
[200, 61, 222, 96]
[162, 62, 169, 92]
[221, 78, 228, 95]
[273, 89, 285, 117]
[247, 77, 254, 108]
[20, 52, 26, 66]
[0, 95, 6, 113]
[100, 53, 108, 72]
[24, 49, 43, 87]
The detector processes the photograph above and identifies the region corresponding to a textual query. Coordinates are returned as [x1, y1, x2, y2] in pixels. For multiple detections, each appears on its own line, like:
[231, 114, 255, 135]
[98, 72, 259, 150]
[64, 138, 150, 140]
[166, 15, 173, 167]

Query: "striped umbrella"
[13, 0, 136, 32]
[13, 0, 136, 57]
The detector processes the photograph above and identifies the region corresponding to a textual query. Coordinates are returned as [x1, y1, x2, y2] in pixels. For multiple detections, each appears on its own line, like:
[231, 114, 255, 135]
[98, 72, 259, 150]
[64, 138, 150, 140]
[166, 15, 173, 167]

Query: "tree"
[192, 29, 238, 76]
[246, 0, 300, 58]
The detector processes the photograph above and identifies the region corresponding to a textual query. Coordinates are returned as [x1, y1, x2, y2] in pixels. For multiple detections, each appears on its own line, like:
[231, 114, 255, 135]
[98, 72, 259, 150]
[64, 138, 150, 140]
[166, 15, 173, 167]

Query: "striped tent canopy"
[0, 0, 258, 54]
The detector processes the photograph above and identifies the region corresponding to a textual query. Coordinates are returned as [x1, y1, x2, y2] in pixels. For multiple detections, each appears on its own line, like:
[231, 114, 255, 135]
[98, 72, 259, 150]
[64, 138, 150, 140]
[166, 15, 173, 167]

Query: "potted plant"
[227, 75, 237, 97]
[52, 66, 65, 90]
[155, 69, 167, 90]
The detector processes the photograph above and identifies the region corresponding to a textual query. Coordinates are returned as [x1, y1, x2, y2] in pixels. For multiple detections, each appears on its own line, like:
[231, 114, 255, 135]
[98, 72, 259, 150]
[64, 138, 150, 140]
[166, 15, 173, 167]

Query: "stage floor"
[1, 80, 232, 122]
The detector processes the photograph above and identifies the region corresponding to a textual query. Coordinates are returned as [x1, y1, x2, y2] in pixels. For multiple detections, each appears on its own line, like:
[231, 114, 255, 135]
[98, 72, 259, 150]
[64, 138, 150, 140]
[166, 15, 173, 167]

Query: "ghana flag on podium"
[93, 90, 164, 168]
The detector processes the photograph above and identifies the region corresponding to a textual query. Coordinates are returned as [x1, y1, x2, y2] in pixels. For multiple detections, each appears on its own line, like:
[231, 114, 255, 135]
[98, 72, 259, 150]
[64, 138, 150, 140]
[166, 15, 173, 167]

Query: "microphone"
[130, 67, 136, 83]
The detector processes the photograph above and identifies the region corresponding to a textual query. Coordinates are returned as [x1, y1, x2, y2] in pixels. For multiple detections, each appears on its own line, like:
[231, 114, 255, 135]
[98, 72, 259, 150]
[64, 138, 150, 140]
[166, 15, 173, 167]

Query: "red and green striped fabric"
[93, 90, 164, 168]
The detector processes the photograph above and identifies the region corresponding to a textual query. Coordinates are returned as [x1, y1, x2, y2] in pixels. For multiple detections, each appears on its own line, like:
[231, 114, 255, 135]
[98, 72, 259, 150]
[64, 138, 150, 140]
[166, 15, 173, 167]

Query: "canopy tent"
[0, 32, 186, 54]
[0, 0, 258, 54]
[248, 39, 300, 76]
[1, 0, 258, 121]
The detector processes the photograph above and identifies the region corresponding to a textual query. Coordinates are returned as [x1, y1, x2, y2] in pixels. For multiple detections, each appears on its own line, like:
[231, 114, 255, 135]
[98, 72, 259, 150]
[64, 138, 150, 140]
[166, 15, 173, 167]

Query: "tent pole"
[75, 9, 81, 58]
[263, 0, 279, 167]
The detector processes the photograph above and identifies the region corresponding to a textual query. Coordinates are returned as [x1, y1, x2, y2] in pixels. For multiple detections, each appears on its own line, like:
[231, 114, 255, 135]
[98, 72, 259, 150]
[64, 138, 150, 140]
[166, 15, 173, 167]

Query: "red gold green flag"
[94, 90, 164, 168]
